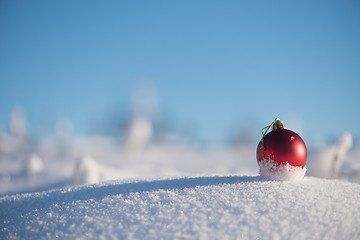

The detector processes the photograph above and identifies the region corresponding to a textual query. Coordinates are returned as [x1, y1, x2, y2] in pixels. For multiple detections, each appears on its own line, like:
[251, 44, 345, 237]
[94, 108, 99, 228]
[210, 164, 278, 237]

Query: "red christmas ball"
[256, 129, 307, 168]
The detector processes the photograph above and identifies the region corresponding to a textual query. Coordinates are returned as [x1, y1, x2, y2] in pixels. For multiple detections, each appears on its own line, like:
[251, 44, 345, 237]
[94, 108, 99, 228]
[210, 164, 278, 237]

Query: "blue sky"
[0, 0, 359, 146]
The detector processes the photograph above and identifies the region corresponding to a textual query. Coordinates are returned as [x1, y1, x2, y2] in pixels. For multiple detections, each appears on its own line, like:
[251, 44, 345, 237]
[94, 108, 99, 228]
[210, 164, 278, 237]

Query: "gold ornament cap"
[272, 118, 285, 130]
[260, 117, 285, 150]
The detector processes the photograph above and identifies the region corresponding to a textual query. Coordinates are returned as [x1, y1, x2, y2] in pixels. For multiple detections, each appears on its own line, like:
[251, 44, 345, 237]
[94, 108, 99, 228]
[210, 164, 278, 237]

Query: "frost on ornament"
[258, 158, 306, 181]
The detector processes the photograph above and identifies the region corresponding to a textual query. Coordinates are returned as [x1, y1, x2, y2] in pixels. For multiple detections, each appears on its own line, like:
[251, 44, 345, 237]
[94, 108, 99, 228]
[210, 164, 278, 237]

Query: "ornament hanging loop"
[260, 118, 285, 150]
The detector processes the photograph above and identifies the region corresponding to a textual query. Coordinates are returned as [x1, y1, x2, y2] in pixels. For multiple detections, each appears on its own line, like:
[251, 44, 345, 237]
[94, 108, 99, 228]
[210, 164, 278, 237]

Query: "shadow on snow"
[1, 175, 261, 220]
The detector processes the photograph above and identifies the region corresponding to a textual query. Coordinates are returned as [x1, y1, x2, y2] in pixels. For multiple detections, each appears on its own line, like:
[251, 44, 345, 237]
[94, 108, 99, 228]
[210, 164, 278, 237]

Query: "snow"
[1, 176, 359, 239]
[1, 114, 360, 239]
[258, 159, 306, 181]
[71, 156, 102, 185]
[123, 116, 153, 154]
[22, 154, 44, 175]
[307, 132, 352, 179]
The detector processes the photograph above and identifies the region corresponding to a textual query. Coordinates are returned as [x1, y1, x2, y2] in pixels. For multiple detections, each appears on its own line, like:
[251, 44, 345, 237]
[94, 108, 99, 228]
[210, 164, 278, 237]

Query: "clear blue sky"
[0, 0, 359, 146]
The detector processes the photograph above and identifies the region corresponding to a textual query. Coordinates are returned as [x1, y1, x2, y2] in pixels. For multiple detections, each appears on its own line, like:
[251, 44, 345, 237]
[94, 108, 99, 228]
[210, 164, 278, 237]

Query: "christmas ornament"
[256, 118, 307, 180]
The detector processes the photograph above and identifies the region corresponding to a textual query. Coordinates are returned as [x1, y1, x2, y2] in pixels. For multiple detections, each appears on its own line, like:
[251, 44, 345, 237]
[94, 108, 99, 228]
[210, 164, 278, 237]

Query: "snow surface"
[1, 176, 359, 239]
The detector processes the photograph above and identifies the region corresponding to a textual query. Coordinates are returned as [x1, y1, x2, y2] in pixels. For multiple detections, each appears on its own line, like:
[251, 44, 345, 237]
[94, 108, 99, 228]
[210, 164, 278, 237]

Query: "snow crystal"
[258, 158, 306, 181]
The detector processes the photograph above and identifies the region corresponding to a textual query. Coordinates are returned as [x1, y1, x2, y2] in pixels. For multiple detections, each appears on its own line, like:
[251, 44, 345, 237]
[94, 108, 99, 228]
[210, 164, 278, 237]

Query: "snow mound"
[124, 116, 153, 154]
[70, 155, 131, 185]
[22, 154, 44, 175]
[71, 156, 100, 185]
[307, 132, 352, 179]
[1, 176, 359, 239]
[258, 158, 306, 181]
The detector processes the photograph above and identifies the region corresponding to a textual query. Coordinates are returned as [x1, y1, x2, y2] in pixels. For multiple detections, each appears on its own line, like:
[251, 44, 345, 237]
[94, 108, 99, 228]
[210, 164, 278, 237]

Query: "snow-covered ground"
[1, 114, 360, 239]
[1, 175, 360, 239]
